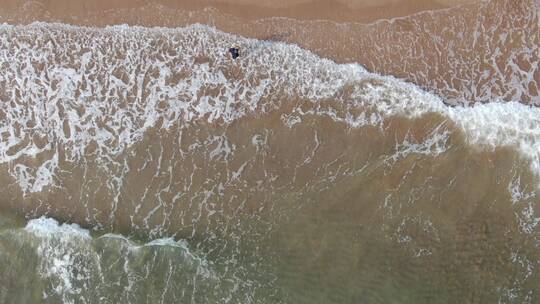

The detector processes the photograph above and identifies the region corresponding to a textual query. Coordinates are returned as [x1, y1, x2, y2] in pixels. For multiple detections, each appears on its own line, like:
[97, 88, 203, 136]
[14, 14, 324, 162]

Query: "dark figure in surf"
[229, 47, 240, 59]
[228, 33, 290, 59]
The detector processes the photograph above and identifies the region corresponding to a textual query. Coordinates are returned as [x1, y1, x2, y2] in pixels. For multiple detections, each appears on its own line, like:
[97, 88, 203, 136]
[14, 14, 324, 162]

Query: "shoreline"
[1, 0, 538, 107]
[1, 0, 474, 25]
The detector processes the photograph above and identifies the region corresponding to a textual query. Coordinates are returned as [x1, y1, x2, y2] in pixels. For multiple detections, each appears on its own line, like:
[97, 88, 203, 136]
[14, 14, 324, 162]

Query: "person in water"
[229, 47, 240, 59]
[228, 33, 289, 60]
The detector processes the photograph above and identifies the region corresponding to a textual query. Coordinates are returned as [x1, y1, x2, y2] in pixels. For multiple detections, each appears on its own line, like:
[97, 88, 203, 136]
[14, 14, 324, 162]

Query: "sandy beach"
[1, 1, 540, 302]
[2, 0, 537, 106]
[1, 0, 475, 24]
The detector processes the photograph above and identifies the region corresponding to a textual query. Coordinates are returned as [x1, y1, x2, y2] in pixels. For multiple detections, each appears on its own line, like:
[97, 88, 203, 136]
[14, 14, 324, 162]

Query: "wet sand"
[1, 0, 538, 106]
[1, 2, 540, 302]
[1, 0, 475, 24]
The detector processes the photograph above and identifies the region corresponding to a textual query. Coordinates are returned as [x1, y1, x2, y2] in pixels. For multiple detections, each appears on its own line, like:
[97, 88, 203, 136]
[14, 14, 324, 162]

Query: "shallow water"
[0, 11, 539, 304]
[3, 0, 537, 106]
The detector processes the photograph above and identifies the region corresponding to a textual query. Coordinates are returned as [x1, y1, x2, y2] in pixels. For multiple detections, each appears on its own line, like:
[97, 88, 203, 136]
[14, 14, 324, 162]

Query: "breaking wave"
[0, 22, 539, 303]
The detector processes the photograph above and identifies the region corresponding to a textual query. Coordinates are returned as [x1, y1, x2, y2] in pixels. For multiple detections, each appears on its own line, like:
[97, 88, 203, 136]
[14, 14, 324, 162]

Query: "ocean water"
[0, 19, 539, 303]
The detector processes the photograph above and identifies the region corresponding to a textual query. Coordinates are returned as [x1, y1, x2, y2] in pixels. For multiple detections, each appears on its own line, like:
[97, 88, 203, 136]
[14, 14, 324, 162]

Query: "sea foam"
[0, 22, 539, 193]
[23, 216, 218, 303]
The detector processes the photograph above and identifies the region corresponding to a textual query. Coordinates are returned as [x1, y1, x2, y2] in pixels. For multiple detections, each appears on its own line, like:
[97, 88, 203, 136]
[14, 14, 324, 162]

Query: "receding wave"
[0, 22, 539, 303]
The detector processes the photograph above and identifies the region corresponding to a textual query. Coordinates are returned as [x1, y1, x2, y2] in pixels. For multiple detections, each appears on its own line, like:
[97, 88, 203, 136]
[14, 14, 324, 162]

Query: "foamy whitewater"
[0, 22, 539, 303]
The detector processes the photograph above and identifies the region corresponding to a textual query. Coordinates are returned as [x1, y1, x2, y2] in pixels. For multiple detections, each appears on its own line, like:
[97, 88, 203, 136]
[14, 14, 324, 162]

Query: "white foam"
[0, 22, 540, 194]
[0, 21, 538, 299]
[0, 22, 364, 195]
[344, 73, 540, 183]
[448, 102, 540, 175]
[24, 216, 218, 301]
[24, 217, 93, 304]
[25, 216, 90, 238]
[387, 122, 452, 163]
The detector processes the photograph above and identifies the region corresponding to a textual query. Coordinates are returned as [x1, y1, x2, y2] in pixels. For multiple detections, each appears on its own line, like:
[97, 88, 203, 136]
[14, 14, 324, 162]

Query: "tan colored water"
[0, 1, 539, 303]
